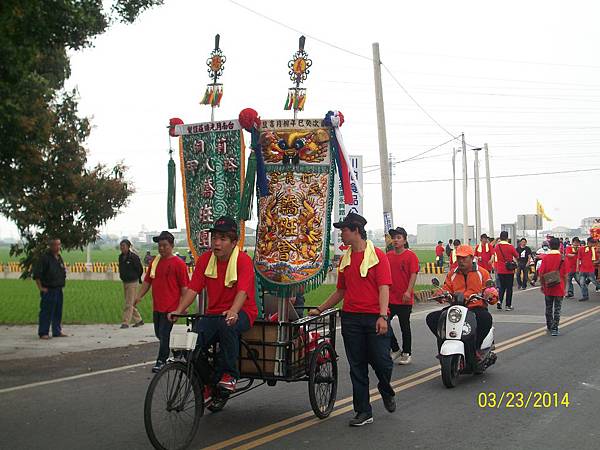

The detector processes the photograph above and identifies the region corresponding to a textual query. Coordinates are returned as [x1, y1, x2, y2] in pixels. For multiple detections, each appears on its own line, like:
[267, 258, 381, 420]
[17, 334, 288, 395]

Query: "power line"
[363, 167, 600, 185]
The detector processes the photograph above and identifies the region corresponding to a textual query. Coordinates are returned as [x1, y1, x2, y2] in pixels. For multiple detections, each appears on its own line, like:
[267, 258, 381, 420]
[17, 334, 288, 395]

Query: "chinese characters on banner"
[176, 120, 244, 256]
[333, 155, 363, 257]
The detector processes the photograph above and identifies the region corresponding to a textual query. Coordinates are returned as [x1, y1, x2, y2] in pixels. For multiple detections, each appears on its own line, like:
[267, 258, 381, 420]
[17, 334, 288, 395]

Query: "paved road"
[1, 287, 600, 450]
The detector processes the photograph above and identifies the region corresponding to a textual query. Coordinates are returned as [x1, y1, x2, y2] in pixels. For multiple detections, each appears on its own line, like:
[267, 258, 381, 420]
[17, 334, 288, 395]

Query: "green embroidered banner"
[176, 120, 245, 256]
[254, 119, 335, 296]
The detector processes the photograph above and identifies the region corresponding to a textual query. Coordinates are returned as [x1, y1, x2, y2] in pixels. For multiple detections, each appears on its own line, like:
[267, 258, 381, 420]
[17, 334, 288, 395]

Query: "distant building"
[416, 224, 474, 245]
[581, 217, 600, 229]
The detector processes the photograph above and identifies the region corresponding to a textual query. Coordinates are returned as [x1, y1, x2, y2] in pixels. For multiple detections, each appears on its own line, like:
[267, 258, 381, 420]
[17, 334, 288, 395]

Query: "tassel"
[239, 152, 257, 220]
[167, 155, 177, 228]
[200, 87, 210, 105]
[207, 88, 215, 105]
[252, 128, 269, 197]
[298, 93, 306, 110]
[215, 88, 223, 106]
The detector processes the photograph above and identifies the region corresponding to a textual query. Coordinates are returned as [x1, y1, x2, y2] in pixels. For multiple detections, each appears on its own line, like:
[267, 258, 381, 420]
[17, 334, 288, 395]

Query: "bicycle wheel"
[144, 361, 203, 450]
[308, 342, 337, 419]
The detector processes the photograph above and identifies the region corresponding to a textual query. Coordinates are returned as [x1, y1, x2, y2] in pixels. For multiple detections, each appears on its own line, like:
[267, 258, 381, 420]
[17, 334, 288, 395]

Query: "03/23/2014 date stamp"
[477, 392, 570, 409]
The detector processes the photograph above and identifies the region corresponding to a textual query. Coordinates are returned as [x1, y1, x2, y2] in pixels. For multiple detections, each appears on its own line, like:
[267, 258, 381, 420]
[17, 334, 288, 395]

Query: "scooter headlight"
[448, 307, 463, 323]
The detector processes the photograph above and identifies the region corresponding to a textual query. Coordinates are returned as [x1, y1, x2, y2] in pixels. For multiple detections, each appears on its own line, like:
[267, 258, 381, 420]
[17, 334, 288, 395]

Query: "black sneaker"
[579, 297, 589, 302]
[120, 324, 129, 329]
[132, 320, 144, 328]
[497, 303, 503, 310]
[505, 306, 514, 311]
[349, 413, 374, 427]
[382, 394, 396, 413]
[152, 361, 165, 373]
[566, 294, 574, 298]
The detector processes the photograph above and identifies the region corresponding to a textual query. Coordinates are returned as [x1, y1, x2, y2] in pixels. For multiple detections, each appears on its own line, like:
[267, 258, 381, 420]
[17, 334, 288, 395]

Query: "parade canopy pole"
[284, 36, 311, 120]
[200, 34, 226, 122]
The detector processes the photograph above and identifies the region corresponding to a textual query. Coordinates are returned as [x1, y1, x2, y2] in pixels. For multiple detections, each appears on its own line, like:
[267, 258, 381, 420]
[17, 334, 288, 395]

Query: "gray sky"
[2, 0, 599, 239]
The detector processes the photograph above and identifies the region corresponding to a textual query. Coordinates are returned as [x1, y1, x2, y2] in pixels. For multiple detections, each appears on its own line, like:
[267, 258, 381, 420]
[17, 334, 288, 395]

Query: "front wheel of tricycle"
[308, 342, 338, 419]
[144, 361, 203, 450]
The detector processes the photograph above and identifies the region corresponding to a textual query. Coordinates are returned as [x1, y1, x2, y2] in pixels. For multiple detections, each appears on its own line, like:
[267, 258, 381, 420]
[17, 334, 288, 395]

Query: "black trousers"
[153, 311, 174, 363]
[341, 312, 395, 415]
[389, 304, 412, 354]
[497, 273, 515, 307]
[426, 306, 492, 350]
[516, 265, 529, 288]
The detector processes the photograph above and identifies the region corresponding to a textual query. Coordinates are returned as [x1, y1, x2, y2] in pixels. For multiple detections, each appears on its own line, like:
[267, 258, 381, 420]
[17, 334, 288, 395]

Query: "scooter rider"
[426, 245, 497, 359]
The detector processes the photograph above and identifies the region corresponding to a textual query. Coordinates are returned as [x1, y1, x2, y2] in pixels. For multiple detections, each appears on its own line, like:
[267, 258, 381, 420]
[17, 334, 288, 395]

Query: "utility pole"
[484, 143, 494, 237]
[473, 147, 482, 240]
[452, 147, 457, 239]
[461, 133, 469, 244]
[372, 42, 394, 232]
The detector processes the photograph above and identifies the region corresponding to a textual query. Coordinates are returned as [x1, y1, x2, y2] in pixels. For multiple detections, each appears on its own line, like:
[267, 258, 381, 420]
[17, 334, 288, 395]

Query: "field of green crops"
[0, 279, 432, 325]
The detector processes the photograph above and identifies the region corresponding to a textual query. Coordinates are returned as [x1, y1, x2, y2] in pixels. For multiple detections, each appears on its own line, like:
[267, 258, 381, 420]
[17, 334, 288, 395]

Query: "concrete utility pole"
[484, 143, 494, 237]
[452, 147, 457, 239]
[473, 147, 482, 240]
[461, 133, 469, 244]
[372, 42, 394, 232]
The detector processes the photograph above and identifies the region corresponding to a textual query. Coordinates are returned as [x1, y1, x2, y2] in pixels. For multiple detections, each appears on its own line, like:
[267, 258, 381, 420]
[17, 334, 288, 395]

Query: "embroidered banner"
[254, 119, 335, 296]
[177, 120, 245, 256]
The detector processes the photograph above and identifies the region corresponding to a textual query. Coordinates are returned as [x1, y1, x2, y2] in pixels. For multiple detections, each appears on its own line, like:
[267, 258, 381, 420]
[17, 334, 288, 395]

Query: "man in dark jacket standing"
[33, 238, 67, 339]
[118, 239, 144, 329]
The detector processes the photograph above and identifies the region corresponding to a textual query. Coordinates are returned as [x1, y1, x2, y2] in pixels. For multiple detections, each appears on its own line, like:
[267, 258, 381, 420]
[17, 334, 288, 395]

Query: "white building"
[417, 224, 475, 245]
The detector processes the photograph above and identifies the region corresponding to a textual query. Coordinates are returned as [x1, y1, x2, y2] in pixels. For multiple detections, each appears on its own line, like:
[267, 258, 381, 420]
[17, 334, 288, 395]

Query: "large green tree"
[0, 0, 163, 276]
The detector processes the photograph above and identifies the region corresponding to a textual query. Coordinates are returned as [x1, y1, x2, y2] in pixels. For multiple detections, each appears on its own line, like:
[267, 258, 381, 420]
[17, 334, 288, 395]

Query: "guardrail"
[1, 262, 195, 274]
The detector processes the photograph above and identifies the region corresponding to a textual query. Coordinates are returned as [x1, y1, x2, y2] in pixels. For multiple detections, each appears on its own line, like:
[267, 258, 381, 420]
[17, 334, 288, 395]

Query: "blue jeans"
[341, 312, 395, 415]
[38, 288, 63, 337]
[567, 272, 580, 296]
[579, 272, 600, 299]
[194, 311, 250, 379]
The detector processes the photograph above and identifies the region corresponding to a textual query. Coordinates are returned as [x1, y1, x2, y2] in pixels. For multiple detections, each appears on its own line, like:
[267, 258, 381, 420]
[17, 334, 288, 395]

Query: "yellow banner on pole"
[536, 199, 552, 221]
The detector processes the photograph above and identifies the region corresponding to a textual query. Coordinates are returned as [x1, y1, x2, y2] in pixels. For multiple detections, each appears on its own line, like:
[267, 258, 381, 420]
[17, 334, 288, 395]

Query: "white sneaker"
[398, 353, 412, 365]
[390, 350, 402, 362]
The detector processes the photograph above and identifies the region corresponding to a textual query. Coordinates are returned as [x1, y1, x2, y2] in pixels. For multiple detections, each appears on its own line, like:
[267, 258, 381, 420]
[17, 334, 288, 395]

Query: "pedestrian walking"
[135, 231, 189, 372]
[538, 238, 568, 336]
[310, 212, 395, 426]
[435, 241, 445, 268]
[494, 231, 519, 311]
[565, 237, 581, 298]
[387, 227, 419, 365]
[33, 238, 68, 339]
[577, 237, 600, 301]
[515, 238, 533, 290]
[118, 239, 144, 329]
[474, 234, 494, 272]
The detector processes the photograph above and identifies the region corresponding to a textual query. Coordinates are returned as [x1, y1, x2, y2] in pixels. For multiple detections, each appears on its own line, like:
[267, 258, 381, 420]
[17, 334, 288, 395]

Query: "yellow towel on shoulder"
[338, 240, 379, 278]
[149, 255, 161, 279]
[204, 246, 239, 287]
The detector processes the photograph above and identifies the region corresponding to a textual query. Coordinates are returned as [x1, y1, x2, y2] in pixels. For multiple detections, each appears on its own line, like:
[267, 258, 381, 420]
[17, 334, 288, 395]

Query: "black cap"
[333, 212, 367, 229]
[152, 231, 175, 243]
[388, 226, 407, 237]
[209, 216, 238, 233]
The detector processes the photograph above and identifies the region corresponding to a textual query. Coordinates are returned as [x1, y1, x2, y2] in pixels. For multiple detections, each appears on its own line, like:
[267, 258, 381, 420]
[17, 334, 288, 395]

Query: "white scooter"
[430, 278, 497, 388]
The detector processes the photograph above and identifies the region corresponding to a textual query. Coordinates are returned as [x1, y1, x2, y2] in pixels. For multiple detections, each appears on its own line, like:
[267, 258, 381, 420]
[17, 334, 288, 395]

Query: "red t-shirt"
[387, 249, 420, 305]
[494, 243, 519, 274]
[337, 247, 392, 314]
[144, 256, 189, 312]
[474, 242, 494, 271]
[565, 245, 579, 273]
[578, 246, 598, 273]
[189, 251, 258, 325]
[435, 245, 444, 257]
[539, 252, 568, 296]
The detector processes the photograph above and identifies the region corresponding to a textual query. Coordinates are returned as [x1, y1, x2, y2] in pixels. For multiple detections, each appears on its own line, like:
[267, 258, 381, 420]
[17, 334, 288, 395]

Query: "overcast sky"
[2, 0, 599, 240]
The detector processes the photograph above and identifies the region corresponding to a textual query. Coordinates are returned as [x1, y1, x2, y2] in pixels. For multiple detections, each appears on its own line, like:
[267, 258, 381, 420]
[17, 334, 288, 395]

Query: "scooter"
[430, 278, 498, 388]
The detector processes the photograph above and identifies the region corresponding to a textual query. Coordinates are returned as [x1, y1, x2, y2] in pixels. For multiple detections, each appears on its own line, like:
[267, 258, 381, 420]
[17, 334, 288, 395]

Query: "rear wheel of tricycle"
[308, 342, 338, 418]
[144, 361, 203, 450]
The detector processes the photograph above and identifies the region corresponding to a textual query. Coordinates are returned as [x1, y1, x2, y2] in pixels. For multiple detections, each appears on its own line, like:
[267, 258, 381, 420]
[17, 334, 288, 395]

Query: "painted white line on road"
[0, 361, 153, 395]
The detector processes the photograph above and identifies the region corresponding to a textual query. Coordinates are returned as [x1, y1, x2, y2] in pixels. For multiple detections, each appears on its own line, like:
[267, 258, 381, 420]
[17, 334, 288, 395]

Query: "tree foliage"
[0, 0, 163, 276]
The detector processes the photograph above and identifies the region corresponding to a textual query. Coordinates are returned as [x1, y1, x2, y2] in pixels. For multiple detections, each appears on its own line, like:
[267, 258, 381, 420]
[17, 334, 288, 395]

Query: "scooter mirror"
[431, 278, 440, 287]
[485, 279, 495, 288]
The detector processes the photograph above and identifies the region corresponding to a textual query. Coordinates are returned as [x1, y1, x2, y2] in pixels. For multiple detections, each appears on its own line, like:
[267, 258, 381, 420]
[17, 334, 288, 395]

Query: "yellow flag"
[536, 199, 552, 221]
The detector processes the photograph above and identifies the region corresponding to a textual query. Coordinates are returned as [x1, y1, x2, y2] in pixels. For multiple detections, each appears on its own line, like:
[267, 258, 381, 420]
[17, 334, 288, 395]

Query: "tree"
[0, 0, 163, 276]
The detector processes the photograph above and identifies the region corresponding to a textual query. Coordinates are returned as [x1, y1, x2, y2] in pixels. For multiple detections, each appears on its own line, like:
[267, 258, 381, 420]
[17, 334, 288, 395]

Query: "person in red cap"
[387, 227, 419, 365]
[426, 245, 496, 357]
[309, 212, 395, 427]
[135, 231, 189, 373]
[170, 216, 257, 393]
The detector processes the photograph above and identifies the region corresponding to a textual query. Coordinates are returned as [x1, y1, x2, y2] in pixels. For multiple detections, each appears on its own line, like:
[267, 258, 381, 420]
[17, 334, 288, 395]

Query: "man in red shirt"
[135, 231, 189, 373]
[170, 216, 257, 391]
[538, 238, 568, 335]
[474, 233, 494, 272]
[565, 237, 581, 298]
[435, 241, 444, 268]
[310, 212, 395, 426]
[494, 231, 519, 311]
[387, 227, 419, 365]
[577, 237, 600, 301]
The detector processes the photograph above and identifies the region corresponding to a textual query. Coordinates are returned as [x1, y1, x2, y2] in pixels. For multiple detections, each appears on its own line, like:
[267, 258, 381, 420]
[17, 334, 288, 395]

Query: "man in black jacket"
[33, 238, 67, 339]
[118, 239, 144, 329]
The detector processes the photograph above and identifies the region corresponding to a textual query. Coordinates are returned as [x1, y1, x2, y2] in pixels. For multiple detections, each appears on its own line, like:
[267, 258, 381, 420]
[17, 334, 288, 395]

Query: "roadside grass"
[0, 280, 432, 324]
